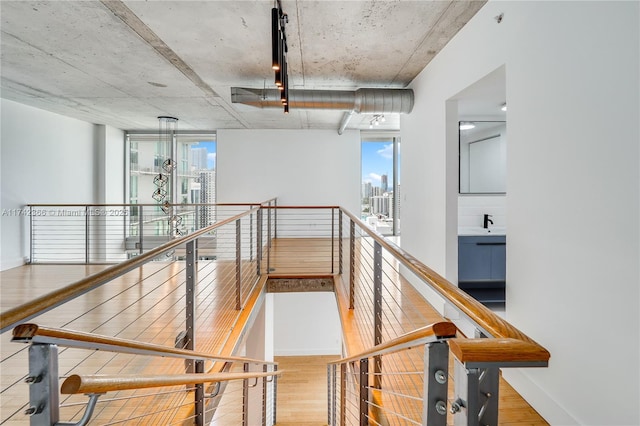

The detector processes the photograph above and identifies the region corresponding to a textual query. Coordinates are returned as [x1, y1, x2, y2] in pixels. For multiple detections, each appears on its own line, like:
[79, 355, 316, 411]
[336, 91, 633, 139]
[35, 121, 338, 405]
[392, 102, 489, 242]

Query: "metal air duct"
[231, 87, 414, 113]
[231, 87, 414, 134]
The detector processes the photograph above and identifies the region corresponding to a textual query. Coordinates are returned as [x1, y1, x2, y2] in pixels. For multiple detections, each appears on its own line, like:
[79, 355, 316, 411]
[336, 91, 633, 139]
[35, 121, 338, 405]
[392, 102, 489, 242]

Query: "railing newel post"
[452, 359, 499, 426]
[26, 343, 60, 425]
[423, 341, 449, 425]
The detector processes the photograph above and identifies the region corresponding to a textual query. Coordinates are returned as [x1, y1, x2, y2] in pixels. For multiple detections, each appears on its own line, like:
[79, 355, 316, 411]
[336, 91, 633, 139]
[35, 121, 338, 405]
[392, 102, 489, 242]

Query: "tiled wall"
[458, 195, 506, 228]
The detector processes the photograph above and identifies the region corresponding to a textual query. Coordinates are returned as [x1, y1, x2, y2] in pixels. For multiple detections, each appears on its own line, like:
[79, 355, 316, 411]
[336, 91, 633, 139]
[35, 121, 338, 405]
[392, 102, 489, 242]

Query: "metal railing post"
[359, 358, 369, 426]
[340, 363, 346, 426]
[373, 241, 383, 389]
[349, 220, 355, 309]
[331, 207, 335, 274]
[242, 362, 249, 426]
[185, 240, 197, 374]
[273, 364, 278, 425]
[267, 206, 272, 272]
[236, 219, 242, 310]
[195, 360, 205, 426]
[25, 343, 60, 425]
[29, 206, 34, 263]
[273, 200, 277, 239]
[138, 206, 144, 255]
[250, 212, 254, 262]
[423, 341, 449, 425]
[85, 205, 90, 264]
[327, 364, 335, 425]
[262, 364, 267, 426]
[185, 239, 204, 424]
[338, 209, 343, 275]
[257, 209, 262, 275]
[452, 360, 499, 426]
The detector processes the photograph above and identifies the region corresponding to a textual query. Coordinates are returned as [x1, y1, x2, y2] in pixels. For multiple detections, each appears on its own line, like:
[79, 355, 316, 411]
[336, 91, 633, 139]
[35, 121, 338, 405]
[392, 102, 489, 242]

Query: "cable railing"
[2, 201, 549, 425]
[0, 201, 278, 425]
[327, 208, 550, 425]
[26, 202, 276, 264]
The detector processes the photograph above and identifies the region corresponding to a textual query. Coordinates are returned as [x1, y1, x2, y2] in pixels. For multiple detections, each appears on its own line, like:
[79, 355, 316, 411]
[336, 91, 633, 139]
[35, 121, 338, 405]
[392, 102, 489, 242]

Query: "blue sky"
[192, 141, 217, 169]
[361, 141, 398, 186]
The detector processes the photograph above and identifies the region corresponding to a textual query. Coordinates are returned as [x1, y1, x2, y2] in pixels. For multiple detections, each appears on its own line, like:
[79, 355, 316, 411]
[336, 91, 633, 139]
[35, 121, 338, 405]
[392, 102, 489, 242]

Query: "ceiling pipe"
[231, 87, 413, 134]
[231, 87, 414, 113]
[338, 111, 354, 135]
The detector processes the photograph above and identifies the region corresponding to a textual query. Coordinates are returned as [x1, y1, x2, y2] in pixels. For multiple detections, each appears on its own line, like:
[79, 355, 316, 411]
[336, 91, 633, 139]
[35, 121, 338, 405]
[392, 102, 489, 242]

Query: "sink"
[458, 226, 506, 236]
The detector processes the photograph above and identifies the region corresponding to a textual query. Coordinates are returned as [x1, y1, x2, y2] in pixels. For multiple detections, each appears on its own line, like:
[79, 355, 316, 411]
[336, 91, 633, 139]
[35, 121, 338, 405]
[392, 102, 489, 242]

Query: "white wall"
[0, 99, 125, 270]
[402, 1, 639, 424]
[273, 292, 341, 355]
[217, 129, 360, 213]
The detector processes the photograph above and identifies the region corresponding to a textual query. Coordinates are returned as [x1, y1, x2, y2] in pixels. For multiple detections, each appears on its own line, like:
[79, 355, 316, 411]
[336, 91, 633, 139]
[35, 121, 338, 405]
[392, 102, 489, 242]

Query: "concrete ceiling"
[1, 0, 486, 132]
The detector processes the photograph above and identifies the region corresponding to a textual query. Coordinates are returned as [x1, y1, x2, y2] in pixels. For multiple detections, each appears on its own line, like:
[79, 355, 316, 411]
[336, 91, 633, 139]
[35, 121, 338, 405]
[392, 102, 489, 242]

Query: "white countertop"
[458, 226, 506, 236]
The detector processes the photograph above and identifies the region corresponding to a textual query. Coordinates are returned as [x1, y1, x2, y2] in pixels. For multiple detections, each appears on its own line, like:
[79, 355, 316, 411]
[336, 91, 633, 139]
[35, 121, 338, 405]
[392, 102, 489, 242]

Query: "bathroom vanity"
[458, 234, 506, 304]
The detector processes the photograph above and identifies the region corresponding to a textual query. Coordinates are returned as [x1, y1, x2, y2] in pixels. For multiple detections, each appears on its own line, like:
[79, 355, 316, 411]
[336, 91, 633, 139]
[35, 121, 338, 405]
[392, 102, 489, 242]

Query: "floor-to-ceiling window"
[126, 131, 216, 239]
[361, 134, 401, 236]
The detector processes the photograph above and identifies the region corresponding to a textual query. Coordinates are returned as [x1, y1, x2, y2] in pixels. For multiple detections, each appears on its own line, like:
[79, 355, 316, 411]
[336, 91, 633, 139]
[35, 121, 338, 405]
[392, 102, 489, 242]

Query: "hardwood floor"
[274, 355, 338, 426]
[1, 236, 548, 425]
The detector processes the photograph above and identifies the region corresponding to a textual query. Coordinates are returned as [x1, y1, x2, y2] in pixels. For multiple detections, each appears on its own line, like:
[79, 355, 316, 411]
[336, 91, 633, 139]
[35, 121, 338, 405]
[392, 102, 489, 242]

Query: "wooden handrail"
[260, 205, 340, 209]
[12, 323, 276, 366]
[24, 200, 276, 208]
[329, 321, 457, 365]
[448, 338, 550, 367]
[339, 208, 550, 366]
[61, 370, 283, 394]
[0, 206, 260, 334]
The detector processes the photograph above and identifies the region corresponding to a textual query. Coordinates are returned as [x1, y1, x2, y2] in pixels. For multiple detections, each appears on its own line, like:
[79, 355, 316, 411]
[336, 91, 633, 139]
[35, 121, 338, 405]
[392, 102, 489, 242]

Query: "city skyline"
[361, 141, 397, 189]
[192, 141, 216, 170]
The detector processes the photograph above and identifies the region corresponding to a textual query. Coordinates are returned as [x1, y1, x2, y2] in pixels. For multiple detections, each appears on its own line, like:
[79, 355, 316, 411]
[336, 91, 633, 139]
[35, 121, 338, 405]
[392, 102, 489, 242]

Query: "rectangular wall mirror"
[459, 121, 506, 194]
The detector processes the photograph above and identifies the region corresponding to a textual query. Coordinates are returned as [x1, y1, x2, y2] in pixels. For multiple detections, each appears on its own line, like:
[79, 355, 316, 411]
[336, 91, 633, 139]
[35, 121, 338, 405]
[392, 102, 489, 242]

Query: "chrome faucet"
[483, 214, 493, 229]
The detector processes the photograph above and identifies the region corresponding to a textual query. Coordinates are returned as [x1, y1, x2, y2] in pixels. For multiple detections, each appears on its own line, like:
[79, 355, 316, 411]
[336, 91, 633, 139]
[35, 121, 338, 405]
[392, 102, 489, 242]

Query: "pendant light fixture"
[271, 0, 289, 112]
[154, 116, 183, 238]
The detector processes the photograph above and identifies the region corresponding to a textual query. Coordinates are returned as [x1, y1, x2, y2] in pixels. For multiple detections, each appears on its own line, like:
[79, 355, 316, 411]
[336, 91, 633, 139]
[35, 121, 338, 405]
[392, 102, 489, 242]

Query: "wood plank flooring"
[1, 236, 548, 425]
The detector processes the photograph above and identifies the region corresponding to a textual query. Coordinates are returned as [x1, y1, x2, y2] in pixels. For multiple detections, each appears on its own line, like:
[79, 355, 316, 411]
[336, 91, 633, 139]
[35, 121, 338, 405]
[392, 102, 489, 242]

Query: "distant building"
[381, 174, 388, 192]
[199, 170, 216, 228]
[362, 182, 372, 200]
[371, 194, 391, 217]
[191, 147, 208, 171]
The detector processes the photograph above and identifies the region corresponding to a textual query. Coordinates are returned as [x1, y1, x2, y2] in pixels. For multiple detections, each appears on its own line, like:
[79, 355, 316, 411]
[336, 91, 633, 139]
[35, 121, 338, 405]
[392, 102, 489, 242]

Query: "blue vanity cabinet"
[458, 235, 506, 303]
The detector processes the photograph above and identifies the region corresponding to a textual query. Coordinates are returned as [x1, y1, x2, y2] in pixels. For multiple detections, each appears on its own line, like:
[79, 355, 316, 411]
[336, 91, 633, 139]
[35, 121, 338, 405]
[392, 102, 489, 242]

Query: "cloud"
[368, 172, 382, 183]
[377, 144, 394, 159]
